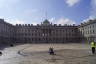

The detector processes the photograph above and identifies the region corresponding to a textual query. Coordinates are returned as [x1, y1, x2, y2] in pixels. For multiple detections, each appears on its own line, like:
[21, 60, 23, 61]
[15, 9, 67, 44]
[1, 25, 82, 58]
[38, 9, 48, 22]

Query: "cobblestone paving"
[0, 43, 96, 64]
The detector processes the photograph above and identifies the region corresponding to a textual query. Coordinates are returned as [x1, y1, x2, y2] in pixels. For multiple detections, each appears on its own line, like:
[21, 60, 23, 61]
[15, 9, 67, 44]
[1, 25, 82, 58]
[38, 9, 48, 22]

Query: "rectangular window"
[93, 30, 94, 34]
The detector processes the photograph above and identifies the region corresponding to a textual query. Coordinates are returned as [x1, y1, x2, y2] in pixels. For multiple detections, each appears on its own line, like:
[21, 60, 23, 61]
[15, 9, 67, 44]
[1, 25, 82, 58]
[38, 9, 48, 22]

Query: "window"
[90, 30, 91, 34]
[93, 25, 94, 28]
[93, 30, 94, 34]
[90, 26, 91, 29]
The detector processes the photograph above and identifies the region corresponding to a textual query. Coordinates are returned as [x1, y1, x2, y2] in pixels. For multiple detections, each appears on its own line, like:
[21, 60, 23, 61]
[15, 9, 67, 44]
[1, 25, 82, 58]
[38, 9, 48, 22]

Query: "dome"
[42, 19, 50, 25]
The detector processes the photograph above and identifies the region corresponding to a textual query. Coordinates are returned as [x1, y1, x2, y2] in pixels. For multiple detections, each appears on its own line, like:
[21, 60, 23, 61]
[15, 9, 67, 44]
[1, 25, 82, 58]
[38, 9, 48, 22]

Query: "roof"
[43, 19, 50, 25]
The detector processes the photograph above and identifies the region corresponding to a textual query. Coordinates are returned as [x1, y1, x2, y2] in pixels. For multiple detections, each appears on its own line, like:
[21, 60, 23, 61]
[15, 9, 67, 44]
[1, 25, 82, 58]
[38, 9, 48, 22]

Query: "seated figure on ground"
[49, 47, 55, 55]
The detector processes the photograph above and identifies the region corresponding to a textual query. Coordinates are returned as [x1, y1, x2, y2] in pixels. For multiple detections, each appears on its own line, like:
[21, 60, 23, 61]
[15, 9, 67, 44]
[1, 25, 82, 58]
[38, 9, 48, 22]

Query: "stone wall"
[0, 19, 15, 45]
[78, 19, 96, 43]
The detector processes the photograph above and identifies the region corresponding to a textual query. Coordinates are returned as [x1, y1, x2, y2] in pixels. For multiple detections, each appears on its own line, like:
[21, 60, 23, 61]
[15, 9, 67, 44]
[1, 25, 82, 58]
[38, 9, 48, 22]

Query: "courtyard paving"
[0, 43, 96, 64]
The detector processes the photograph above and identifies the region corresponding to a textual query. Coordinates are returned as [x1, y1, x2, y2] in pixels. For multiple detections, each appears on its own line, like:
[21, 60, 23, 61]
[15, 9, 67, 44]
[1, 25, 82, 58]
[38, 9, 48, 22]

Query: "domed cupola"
[42, 19, 50, 26]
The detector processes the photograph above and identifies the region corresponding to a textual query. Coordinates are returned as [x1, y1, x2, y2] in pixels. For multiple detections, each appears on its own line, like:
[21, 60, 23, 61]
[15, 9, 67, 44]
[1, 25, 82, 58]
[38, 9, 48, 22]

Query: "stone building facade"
[15, 19, 79, 43]
[78, 19, 96, 43]
[0, 19, 15, 45]
[0, 18, 96, 44]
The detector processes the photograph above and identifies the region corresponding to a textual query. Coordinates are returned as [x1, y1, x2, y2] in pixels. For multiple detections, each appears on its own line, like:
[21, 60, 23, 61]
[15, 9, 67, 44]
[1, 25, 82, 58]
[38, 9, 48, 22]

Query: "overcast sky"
[0, 0, 96, 25]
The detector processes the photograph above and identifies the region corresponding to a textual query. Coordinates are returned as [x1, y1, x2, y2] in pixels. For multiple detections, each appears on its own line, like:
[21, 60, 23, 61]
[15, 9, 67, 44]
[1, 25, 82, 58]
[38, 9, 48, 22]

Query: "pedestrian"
[49, 47, 55, 55]
[91, 41, 96, 54]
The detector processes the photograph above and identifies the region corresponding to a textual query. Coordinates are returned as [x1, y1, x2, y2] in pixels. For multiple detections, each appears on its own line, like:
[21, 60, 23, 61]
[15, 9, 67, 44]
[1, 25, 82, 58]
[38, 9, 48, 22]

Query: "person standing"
[91, 41, 96, 54]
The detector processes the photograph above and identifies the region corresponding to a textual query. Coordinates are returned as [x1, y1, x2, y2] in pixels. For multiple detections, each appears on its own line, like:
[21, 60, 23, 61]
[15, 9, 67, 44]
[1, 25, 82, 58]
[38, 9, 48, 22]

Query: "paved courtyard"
[0, 43, 96, 64]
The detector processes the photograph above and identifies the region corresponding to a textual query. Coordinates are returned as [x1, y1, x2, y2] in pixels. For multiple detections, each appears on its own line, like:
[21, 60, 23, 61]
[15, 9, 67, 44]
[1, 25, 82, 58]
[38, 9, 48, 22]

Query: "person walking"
[91, 41, 96, 54]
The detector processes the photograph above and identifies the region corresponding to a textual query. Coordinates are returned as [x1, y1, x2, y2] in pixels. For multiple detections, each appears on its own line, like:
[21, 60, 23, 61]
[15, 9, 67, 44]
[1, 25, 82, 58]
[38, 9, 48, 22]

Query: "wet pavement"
[0, 43, 96, 64]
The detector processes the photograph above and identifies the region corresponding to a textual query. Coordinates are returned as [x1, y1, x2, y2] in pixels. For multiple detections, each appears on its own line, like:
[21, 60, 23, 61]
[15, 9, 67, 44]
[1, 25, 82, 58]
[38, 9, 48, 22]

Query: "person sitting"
[49, 47, 55, 55]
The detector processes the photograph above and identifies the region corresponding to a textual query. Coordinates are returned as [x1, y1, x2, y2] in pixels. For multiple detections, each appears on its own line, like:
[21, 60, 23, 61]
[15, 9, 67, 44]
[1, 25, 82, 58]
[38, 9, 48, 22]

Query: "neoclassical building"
[0, 18, 96, 44]
[15, 19, 80, 43]
[0, 19, 15, 44]
[78, 19, 96, 43]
